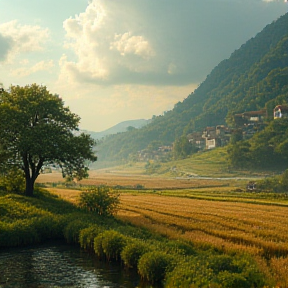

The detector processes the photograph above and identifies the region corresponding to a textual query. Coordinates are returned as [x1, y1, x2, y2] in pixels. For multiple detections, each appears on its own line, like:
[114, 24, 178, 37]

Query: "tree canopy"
[0, 84, 97, 196]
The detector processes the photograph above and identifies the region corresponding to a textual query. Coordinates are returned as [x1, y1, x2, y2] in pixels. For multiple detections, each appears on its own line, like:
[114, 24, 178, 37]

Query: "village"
[136, 105, 288, 161]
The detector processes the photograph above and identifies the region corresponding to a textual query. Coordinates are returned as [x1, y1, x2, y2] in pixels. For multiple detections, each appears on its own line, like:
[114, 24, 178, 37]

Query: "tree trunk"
[25, 177, 35, 197]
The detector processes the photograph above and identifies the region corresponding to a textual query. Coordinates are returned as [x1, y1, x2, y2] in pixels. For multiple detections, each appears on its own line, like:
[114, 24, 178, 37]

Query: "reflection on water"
[0, 241, 157, 288]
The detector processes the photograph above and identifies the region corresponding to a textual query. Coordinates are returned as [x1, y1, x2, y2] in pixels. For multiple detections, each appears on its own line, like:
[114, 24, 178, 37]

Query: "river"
[0, 241, 159, 288]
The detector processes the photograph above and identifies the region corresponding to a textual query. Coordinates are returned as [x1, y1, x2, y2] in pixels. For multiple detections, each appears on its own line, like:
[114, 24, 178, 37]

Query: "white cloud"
[110, 32, 154, 59]
[0, 20, 49, 62]
[60, 0, 286, 88]
[60, 0, 162, 86]
[11, 60, 54, 77]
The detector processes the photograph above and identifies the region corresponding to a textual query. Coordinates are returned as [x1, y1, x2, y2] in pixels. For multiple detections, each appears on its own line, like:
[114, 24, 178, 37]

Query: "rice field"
[117, 193, 288, 257]
[43, 170, 288, 286]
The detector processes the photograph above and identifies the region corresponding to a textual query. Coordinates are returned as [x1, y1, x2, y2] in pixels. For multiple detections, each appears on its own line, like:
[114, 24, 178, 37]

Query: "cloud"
[0, 34, 13, 62]
[11, 60, 55, 77]
[110, 32, 155, 59]
[0, 20, 49, 62]
[59, 0, 286, 87]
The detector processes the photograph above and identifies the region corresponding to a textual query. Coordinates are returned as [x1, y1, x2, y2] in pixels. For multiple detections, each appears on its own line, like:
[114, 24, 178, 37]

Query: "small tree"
[0, 84, 97, 196]
[78, 186, 120, 216]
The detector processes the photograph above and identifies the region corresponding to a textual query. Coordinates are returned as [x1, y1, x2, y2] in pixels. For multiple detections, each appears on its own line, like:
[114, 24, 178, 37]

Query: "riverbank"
[0, 187, 284, 287]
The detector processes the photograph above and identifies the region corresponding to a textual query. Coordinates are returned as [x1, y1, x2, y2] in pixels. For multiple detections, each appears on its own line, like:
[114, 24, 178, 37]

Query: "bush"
[121, 240, 149, 268]
[0, 220, 40, 247]
[138, 251, 175, 283]
[63, 219, 90, 244]
[217, 271, 250, 288]
[208, 255, 238, 274]
[79, 225, 103, 250]
[94, 233, 105, 259]
[94, 230, 127, 261]
[101, 230, 127, 261]
[165, 258, 214, 288]
[0, 168, 25, 193]
[78, 186, 119, 216]
[257, 169, 288, 192]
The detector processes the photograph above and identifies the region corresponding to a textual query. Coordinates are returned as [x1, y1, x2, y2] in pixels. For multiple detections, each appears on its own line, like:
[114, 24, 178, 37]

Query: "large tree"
[0, 84, 97, 196]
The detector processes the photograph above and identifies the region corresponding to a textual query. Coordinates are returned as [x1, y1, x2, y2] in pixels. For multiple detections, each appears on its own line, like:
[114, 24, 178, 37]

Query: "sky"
[0, 0, 287, 132]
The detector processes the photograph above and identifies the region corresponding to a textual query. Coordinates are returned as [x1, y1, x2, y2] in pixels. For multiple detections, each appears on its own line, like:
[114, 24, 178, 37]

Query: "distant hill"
[96, 13, 288, 162]
[82, 119, 150, 140]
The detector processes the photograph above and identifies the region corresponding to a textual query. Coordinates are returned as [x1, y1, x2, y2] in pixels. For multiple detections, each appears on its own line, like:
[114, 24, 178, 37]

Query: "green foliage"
[165, 254, 265, 288]
[78, 186, 120, 216]
[0, 167, 25, 193]
[79, 225, 103, 250]
[63, 219, 91, 244]
[121, 240, 149, 268]
[228, 119, 288, 170]
[258, 169, 288, 192]
[94, 230, 127, 261]
[217, 271, 249, 288]
[227, 141, 252, 169]
[138, 251, 175, 283]
[0, 190, 68, 246]
[145, 161, 161, 174]
[165, 260, 214, 288]
[0, 84, 97, 196]
[0, 219, 40, 247]
[173, 136, 198, 160]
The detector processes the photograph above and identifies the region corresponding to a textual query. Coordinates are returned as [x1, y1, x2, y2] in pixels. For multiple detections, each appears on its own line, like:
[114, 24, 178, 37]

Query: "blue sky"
[0, 0, 287, 131]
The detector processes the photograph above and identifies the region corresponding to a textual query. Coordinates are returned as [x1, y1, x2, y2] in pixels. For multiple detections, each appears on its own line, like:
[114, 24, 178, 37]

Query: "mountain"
[82, 119, 150, 140]
[96, 13, 288, 162]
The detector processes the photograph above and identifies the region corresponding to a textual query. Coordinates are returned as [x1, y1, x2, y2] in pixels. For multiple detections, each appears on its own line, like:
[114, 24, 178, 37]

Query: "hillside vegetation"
[96, 13, 288, 163]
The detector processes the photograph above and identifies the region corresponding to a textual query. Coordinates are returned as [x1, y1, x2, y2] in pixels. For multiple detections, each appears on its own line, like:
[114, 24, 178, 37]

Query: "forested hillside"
[96, 13, 288, 162]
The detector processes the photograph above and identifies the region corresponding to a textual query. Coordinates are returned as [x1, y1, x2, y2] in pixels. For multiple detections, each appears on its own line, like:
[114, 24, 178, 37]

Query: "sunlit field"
[42, 170, 288, 286]
[37, 170, 235, 190]
[116, 192, 288, 285]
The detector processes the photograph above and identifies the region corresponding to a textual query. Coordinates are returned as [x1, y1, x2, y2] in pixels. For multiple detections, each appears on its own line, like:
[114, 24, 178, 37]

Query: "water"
[0, 241, 156, 288]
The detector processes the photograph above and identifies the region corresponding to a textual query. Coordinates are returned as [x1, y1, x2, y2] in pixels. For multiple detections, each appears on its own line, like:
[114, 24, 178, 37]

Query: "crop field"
[37, 170, 234, 189]
[43, 170, 288, 285]
[116, 191, 288, 284]
[117, 193, 288, 256]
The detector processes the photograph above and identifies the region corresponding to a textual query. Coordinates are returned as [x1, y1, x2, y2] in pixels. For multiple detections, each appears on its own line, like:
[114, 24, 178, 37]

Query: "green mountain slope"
[97, 13, 288, 162]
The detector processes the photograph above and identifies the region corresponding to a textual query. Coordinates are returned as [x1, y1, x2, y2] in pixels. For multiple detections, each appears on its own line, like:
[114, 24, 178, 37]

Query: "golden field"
[42, 171, 288, 286]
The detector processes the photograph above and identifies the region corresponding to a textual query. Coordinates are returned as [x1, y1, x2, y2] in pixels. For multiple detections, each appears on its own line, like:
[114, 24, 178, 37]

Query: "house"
[202, 126, 231, 149]
[188, 132, 206, 150]
[234, 109, 266, 127]
[274, 105, 288, 119]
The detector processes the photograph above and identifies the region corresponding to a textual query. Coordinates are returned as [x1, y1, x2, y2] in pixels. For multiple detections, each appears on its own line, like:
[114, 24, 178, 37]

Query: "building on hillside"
[202, 126, 231, 150]
[202, 126, 216, 139]
[234, 109, 267, 127]
[187, 132, 206, 150]
[274, 105, 288, 119]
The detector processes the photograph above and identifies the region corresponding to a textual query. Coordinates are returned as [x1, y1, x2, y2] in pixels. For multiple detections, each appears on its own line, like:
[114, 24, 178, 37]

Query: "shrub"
[78, 186, 119, 216]
[79, 225, 103, 250]
[216, 271, 250, 288]
[63, 219, 90, 244]
[208, 255, 238, 274]
[33, 214, 63, 240]
[94, 233, 105, 259]
[121, 240, 149, 268]
[0, 167, 25, 193]
[100, 230, 127, 261]
[138, 251, 175, 283]
[165, 259, 214, 288]
[0, 220, 40, 247]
